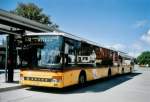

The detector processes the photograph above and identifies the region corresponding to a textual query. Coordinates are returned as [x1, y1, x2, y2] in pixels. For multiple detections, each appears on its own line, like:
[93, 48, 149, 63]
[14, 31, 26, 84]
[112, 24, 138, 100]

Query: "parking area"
[0, 66, 150, 102]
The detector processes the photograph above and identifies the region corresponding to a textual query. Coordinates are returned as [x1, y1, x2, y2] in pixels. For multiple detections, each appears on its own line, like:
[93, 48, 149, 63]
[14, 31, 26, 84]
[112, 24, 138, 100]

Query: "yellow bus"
[19, 32, 134, 88]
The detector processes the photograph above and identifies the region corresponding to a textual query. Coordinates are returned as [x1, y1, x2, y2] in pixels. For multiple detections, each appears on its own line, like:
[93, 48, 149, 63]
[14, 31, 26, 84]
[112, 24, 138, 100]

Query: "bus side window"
[64, 38, 79, 66]
[64, 43, 69, 65]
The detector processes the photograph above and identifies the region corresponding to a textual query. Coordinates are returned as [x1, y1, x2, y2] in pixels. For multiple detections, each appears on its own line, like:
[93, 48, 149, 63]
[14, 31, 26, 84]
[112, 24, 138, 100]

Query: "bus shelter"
[0, 9, 53, 82]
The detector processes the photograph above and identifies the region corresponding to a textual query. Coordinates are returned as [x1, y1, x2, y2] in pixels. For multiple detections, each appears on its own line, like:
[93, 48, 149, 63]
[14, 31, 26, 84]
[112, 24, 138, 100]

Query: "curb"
[0, 85, 26, 92]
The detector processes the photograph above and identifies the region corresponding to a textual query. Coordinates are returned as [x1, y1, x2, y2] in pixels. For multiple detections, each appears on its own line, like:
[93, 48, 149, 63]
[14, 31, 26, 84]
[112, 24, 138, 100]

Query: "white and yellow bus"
[19, 32, 134, 88]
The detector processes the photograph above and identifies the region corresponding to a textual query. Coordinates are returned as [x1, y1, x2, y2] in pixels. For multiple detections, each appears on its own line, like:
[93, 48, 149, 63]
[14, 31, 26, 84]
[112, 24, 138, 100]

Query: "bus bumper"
[20, 70, 64, 88]
[20, 80, 64, 88]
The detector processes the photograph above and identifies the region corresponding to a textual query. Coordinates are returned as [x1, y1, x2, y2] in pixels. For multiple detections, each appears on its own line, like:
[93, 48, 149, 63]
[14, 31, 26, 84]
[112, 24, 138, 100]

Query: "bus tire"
[122, 68, 124, 74]
[130, 67, 132, 73]
[108, 68, 111, 79]
[78, 71, 86, 87]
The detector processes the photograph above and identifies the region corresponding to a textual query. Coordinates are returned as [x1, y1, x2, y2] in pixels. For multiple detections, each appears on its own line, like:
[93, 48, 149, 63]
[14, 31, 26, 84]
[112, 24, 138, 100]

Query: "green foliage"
[11, 3, 58, 29]
[137, 51, 150, 66]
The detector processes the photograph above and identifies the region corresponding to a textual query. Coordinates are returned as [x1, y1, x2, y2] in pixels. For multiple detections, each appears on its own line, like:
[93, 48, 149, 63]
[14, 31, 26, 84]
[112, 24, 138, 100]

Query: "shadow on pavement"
[27, 72, 141, 94]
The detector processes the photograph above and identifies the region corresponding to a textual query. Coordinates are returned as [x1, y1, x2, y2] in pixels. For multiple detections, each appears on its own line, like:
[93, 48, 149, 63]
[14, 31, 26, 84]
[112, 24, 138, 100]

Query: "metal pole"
[7, 34, 15, 82]
[20, 35, 23, 67]
[5, 35, 7, 82]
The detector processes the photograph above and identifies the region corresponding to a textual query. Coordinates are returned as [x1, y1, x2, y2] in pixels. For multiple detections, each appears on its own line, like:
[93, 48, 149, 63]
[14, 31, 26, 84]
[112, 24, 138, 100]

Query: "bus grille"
[24, 77, 52, 82]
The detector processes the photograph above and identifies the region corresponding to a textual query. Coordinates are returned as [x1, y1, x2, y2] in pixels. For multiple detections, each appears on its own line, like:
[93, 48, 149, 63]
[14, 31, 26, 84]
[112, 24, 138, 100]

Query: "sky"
[0, 0, 150, 57]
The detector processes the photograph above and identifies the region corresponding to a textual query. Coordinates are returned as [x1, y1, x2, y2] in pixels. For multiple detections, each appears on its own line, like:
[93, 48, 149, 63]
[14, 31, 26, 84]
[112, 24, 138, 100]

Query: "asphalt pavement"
[0, 69, 21, 92]
[0, 66, 150, 102]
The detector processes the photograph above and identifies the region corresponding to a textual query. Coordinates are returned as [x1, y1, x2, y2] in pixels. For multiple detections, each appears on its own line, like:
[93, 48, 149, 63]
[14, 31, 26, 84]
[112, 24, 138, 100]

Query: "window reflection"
[19, 35, 120, 69]
[38, 36, 63, 68]
[20, 35, 63, 69]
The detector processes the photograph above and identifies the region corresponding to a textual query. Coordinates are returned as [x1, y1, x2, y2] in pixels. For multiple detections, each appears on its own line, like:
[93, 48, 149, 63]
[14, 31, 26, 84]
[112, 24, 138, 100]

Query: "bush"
[137, 51, 150, 66]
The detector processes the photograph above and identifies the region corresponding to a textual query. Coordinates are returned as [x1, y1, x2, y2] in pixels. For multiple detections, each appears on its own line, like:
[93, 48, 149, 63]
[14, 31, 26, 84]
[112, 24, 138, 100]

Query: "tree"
[11, 3, 58, 29]
[137, 51, 150, 66]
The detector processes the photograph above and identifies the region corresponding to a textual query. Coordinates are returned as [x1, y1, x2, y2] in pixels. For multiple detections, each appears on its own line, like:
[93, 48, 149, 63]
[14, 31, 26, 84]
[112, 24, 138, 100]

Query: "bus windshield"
[38, 35, 63, 68]
[21, 35, 63, 69]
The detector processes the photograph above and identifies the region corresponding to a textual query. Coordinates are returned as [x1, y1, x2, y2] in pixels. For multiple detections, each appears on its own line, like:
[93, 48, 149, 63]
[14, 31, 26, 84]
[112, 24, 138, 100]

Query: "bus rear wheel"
[122, 68, 124, 74]
[78, 74, 86, 87]
[108, 69, 111, 79]
[130, 67, 133, 73]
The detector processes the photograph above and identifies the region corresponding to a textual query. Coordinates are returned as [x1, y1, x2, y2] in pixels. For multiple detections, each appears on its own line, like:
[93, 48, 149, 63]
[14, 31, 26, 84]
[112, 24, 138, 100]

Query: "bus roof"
[26, 31, 132, 58]
[27, 31, 106, 49]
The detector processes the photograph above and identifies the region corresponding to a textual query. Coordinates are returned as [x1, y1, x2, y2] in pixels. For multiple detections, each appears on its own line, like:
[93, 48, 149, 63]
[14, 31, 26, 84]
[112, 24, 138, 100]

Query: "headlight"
[51, 76, 62, 82]
[51, 79, 59, 83]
